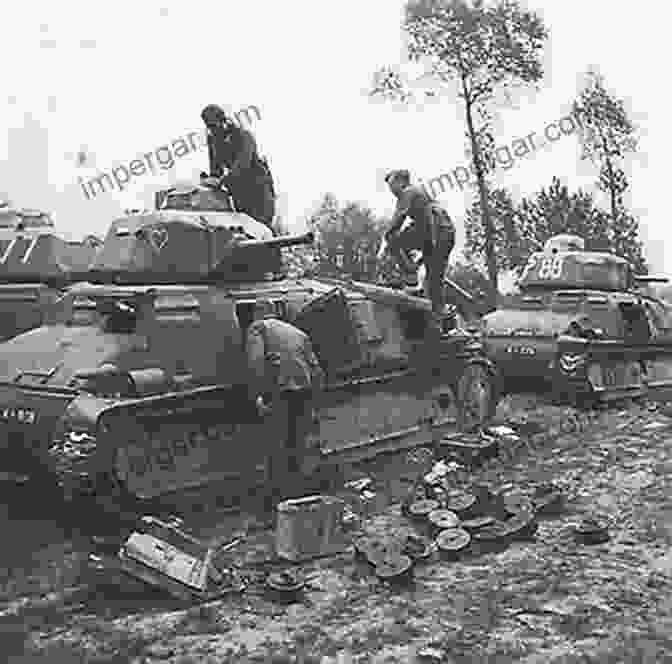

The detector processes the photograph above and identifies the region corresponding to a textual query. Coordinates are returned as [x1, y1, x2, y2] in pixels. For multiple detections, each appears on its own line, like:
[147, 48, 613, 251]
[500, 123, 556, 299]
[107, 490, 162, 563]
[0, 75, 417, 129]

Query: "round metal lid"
[375, 554, 413, 579]
[436, 528, 471, 552]
[409, 499, 441, 517]
[428, 509, 460, 530]
[267, 570, 304, 592]
[445, 492, 477, 513]
[575, 517, 608, 536]
[461, 516, 496, 532]
[472, 521, 509, 542]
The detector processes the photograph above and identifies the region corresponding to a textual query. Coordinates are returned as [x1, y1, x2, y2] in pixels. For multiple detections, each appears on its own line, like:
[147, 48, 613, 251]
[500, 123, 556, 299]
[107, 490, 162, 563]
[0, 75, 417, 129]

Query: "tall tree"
[463, 186, 530, 275]
[571, 70, 646, 273]
[609, 209, 647, 273]
[370, 0, 548, 304]
[572, 70, 638, 222]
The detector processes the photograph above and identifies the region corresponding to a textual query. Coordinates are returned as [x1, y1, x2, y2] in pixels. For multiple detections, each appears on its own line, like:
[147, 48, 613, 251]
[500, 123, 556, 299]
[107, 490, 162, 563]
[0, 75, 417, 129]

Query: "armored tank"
[0, 206, 100, 341]
[0, 181, 499, 515]
[481, 234, 672, 404]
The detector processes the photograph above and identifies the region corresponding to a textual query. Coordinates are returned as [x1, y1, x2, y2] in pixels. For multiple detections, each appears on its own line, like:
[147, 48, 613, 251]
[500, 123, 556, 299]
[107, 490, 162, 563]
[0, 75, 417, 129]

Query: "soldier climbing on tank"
[200, 104, 276, 228]
[383, 169, 456, 317]
[244, 299, 324, 510]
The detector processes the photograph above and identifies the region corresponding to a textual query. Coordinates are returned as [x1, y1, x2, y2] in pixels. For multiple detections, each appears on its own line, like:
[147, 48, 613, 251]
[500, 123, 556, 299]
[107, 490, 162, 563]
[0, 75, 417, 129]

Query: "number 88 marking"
[538, 256, 563, 279]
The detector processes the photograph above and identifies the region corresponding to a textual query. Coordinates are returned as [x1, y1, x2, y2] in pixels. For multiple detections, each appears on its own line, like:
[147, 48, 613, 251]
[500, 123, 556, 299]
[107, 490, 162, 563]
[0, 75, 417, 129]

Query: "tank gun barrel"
[235, 231, 315, 251]
[633, 275, 669, 284]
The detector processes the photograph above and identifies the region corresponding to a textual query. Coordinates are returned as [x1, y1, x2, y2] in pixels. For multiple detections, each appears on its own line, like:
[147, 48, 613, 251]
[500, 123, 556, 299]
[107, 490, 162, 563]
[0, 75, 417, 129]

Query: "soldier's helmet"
[201, 104, 229, 127]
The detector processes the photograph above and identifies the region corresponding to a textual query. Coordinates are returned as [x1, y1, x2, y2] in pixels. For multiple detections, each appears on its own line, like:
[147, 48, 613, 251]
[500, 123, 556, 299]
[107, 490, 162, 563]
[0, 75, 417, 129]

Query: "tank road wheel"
[456, 363, 496, 433]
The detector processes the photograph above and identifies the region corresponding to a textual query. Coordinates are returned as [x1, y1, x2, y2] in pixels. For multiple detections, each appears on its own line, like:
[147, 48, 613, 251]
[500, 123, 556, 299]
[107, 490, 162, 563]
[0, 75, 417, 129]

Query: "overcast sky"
[0, 0, 668, 272]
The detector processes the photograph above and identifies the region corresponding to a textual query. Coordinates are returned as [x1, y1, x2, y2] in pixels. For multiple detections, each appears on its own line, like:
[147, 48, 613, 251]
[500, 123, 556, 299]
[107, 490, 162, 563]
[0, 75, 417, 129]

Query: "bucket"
[275, 495, 349, 561]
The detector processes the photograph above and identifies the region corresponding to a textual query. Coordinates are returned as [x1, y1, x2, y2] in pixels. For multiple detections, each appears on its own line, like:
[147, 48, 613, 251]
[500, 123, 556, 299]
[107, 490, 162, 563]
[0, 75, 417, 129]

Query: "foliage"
[446, 260, 492, 315]
[370, 0, 548, 302]
[571, 70, 646, 273]
[464, 186, 530, 274]
[464, 178, 647, 277]
[517, 177, 612, 252]
[306, 194, 386, 282]
[518, 177, 645, 271]
[609, 209, 647, 274]
[572, 70, 639, 218]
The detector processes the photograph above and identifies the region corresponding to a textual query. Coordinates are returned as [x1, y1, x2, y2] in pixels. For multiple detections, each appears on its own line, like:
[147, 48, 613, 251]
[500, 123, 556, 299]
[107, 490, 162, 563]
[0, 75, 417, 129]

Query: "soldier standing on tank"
[244, 300, 324, 510]
[383, 169, 456, 317]
[200, 104, 276, 228]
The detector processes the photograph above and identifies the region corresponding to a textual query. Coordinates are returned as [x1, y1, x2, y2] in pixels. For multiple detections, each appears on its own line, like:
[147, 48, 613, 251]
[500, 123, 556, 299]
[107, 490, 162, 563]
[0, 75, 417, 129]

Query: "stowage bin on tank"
[0, 181, 500, 517]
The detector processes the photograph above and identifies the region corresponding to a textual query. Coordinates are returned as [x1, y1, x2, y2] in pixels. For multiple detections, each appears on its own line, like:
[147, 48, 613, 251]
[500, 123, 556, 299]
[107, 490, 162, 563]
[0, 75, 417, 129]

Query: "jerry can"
[275, 495, 349, 561]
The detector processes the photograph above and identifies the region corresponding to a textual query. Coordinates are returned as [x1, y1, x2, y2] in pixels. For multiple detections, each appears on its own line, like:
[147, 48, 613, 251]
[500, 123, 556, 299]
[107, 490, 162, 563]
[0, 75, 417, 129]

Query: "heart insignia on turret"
[148, 225, 169, 252]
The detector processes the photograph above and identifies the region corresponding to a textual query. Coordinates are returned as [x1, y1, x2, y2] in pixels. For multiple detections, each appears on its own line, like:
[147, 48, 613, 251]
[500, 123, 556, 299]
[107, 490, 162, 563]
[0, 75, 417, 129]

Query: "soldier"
[200, 104, 276, 228]
[383, 169, 456, 316]
[244, 300, 324, 509]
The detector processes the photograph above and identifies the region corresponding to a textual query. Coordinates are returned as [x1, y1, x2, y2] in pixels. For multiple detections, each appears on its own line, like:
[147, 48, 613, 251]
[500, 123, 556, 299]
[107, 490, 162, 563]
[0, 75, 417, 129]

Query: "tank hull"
[0, 275, 499, 517]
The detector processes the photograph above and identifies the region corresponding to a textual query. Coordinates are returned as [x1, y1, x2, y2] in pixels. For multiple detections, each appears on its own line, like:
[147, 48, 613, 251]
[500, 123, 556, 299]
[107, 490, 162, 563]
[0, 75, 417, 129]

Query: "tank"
[0, 181, 499, 517]
[481, 234, 672, 404]
[0, 206, 100, 341]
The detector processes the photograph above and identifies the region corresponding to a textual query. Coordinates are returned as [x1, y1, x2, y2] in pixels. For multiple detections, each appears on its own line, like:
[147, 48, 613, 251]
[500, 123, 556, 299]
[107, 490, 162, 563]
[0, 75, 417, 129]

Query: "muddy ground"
[2, 395, 672, 663]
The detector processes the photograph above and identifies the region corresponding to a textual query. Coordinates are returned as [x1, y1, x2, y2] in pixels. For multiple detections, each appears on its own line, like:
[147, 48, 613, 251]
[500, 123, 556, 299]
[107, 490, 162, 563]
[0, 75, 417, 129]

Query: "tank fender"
[56, 394, 119, 438]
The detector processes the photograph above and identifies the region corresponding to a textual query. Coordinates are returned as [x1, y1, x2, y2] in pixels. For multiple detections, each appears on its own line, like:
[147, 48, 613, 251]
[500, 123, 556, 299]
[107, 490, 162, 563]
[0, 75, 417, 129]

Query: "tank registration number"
[125, 424, 237, 477]
[0, 407, 37, 425]
[505, 345, 536, 356]
[522, 255, 565, 280]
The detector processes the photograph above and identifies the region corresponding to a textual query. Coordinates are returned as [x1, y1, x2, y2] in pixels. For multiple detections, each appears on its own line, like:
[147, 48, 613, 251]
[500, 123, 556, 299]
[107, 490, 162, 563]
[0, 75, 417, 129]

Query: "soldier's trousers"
[424, 224, 455, 315]
[388, 220, 455, 314]
[266, 390, 312, 501]
[228, 173, 276, 228]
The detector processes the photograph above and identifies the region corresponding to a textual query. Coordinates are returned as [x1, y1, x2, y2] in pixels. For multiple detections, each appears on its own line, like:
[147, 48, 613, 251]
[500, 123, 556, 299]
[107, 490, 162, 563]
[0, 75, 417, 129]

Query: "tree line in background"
[283, 164, 646, 308]
[355, 0, 646, 307]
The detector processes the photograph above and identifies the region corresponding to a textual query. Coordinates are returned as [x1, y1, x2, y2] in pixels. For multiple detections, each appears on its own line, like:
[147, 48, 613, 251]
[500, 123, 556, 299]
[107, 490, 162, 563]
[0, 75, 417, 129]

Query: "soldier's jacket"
[207, 124, 272, 185]
[391, 185, 455, 253]
[245, 318, 325, 397]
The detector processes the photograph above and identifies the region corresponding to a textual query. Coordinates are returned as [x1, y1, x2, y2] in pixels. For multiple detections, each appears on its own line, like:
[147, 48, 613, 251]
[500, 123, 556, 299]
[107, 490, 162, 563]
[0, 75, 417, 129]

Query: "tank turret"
[87, 182, 313, 283]
[0, 207, 100, 340]
[517, 236, 631, 292]
[0, 205, 96, 282]
[154, 182, 236, 214]
[0, 206, 55, 230]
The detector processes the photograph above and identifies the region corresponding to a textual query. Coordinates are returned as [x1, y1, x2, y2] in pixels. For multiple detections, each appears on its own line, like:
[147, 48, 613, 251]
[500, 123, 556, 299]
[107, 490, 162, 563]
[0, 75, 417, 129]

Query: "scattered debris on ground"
[2, 397, 672, 662]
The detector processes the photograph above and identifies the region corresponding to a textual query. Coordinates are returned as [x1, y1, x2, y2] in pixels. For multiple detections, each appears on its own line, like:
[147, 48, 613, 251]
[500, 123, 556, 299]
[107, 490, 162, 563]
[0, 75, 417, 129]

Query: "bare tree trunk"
[461, 74, 498, 308]
[601, 135, 618, 223]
